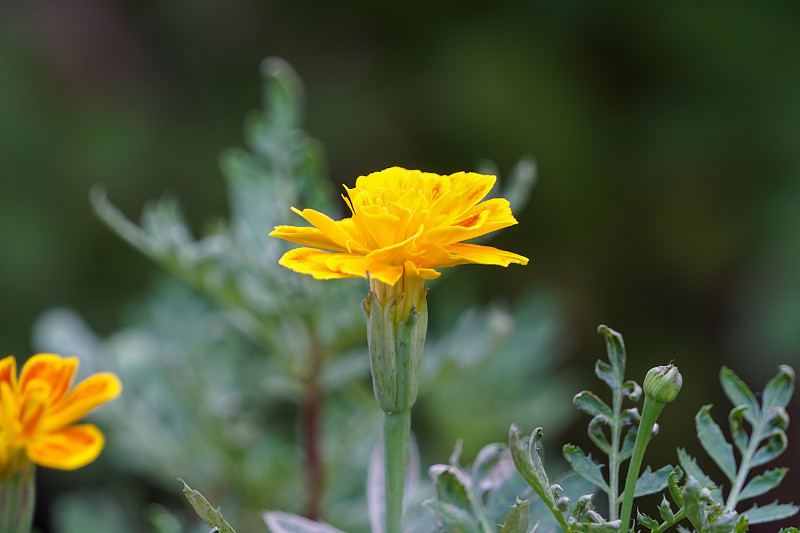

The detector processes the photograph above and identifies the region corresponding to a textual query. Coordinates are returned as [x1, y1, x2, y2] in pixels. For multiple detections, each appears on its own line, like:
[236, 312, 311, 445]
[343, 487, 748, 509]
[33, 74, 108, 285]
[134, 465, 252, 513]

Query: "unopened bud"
[644, 363, 683, 403]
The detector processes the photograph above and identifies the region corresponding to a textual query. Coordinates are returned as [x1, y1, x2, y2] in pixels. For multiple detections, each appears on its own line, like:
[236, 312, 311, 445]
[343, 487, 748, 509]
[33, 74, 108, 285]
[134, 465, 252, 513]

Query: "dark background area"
[1, 1, 798, 530]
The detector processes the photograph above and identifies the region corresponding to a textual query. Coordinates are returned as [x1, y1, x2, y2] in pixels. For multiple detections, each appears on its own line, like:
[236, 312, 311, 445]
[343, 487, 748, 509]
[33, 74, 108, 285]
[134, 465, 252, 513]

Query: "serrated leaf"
[761, 365, 795, 415]
[180, 479, 236, 533]
[719, 367, 760, 425]
[668, 467, 684, 507]
[739, 468, 787, 501]
[742, 500, 799, 524]
[695, 405, 737, 482]
[563, 444, 609, 492]
[728, 405, 749, 454]
[597, 325, 626, 383]
[677, 448, 716, 491]
[637, 509, 659, 529]
[573, 391, 613, 418]
[634, 465, 673, 497]
[750, 430, 788, 467]
[499, 499, 530, 533]
[262, 511, 347, 533]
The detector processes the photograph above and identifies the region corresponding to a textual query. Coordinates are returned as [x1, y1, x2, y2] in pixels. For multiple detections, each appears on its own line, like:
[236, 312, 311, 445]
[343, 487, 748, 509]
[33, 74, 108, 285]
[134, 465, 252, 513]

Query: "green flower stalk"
[619, 364, 683, 531]
[0, 456, 35, 533]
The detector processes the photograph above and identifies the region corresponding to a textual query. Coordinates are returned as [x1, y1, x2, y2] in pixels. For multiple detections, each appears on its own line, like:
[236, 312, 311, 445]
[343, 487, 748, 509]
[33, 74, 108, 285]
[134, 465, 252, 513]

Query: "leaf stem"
[608, 373, 625, 521]
[619, 396, 665, 532]
[383, 410, 411, 533]
[725, 422, 761, 511]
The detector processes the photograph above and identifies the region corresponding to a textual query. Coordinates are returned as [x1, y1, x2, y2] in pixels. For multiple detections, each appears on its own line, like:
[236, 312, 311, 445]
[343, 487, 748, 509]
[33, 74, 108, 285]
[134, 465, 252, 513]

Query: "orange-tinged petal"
[444, 242, 529, 267]
[26, 424, 105, 470]
[279, 248, 363, 280]
[0, 356, 17, 391]
[44, 373, 121, 431]
[19, 354, 78, 404]
[427, 198, 518, 245]
[432, 172, 496, 221]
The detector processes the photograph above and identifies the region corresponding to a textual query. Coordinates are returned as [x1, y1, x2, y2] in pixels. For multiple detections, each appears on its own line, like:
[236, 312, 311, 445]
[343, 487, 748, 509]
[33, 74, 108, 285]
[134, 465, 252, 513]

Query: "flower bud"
[644, 363, 683, 403]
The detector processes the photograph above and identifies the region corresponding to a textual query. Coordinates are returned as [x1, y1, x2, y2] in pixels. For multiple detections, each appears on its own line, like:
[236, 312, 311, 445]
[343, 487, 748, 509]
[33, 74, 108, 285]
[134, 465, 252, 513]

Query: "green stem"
[0, 460, 36, 533]
[725, 423, 762, 511]
[608, 375, 625, 521]
[619, 396, 665, 532]
[383, 410, 411, 533]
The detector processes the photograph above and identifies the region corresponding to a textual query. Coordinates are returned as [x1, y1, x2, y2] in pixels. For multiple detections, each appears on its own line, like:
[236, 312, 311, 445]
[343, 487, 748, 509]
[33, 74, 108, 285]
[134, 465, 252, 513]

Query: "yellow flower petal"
[42, 373, 121, 431]
[26, 424, 105, 470]
[270, 167, 529, 287]
[444, 242, 529, 267]
[0, 356, 17, 391]
[279, 248, 363, 280]
[19, 354, 78, 405]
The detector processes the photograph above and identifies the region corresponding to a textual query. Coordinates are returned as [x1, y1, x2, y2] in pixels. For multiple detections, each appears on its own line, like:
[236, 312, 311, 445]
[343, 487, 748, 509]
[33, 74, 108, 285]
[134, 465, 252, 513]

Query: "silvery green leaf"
[739, 468, 787, 501]
[262, 511, 347, 533]
[587, 415, 611, 455]
[778, 528, 800, 533]
[571, 521, 621, 532]
[621, 380, 642, 402]
[562, 444, 609, 492]
[573, 391, 613, 418]
[180, 479, 236, 533]
[765, 406, 789, 435]
[498, 499, 529, 533]
[719, 366, 760, 425]
[760, 365, 795, 415]
[421, 500, 482, 533]
[428, 464, 493, 533]
[742, 500, 799, 524]
[595, 360, 617, 390]
[750, 430, 788, 467]
[728, 405, 749, 454]
[509, 425, 551, 500]
[676, 448, 716, 492]
[597, 325, 626, 383]
[634, 465, 674, 498]
[695, 404, 736, 483]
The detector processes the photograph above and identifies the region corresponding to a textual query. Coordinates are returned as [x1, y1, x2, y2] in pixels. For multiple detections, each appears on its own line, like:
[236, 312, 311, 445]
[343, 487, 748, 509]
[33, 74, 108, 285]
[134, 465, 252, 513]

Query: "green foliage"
[181, 479, 237, 533]
[422, 327, 797, 533]
[33, 57, 551, 533]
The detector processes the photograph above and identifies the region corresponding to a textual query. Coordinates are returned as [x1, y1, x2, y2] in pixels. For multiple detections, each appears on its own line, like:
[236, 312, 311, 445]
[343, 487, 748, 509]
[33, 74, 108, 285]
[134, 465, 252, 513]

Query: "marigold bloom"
[0, 354, 121, 473]
[270, 167, 528, 314]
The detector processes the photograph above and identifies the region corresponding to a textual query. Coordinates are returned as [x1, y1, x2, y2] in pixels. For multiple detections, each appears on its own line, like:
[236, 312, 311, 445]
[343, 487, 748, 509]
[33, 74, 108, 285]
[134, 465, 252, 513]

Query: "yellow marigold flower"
[0, 354, 121, 473]
[270, 167, 529, 314]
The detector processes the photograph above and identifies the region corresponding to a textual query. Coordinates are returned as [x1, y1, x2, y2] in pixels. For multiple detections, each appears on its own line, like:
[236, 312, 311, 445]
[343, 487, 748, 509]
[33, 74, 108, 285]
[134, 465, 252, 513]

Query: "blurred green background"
[1, 1, 799, 531]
